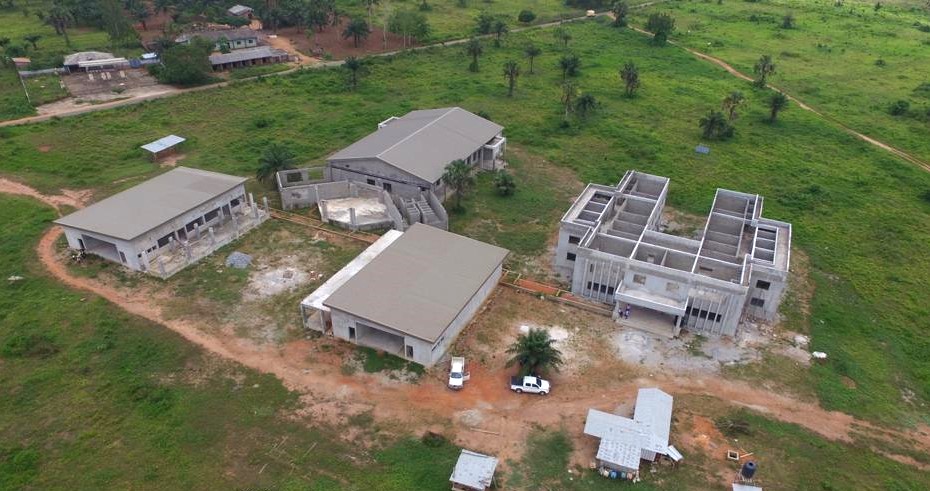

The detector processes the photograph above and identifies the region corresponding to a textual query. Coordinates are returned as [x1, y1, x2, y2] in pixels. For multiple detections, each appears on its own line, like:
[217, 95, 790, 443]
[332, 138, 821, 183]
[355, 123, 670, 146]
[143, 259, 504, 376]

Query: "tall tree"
[560, 81, 577, 121]
[721, 91, 745, 121]
[619, 62, 640, 97]
[645, 12, 675, 44]
[132, 3, 150, 31]
[388, 10, 429, 48]
[506, 327, 564, 376]
[558, 54, 580, 79]
[553, 27, 571, 47]
[365, 0, 380, 26]
[524, 43, 541, 74]
[464, 36, 482, 72]
[343, 56, 367, 90]
[23, 34, 40, 50]
[768, 92, 789, 122]
[611, 0, 629, 27]
[699, 110, 733, 139]
[256, 143, 298, 184]
[342, 17, 370, 47]
[100, 0, 135, 43]
[575, 93, 598, 119]
[502, 60, 519, 96]
[37, 2, 74, 47]
[753, 54, 775, 87]
[441, 160, 475, 211]
[153, 38, 213, 86]
[492, 18, 508, 46]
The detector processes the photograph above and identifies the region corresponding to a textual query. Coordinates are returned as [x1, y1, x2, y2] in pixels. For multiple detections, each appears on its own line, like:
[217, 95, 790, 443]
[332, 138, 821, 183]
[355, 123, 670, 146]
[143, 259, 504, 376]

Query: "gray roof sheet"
[141, 134, 185, 153]
[450, 450, 498, 490]
[63, 51, 114, 65]
[633, 388, 673, 451]
[328, 107, 504, 183]
[209, 46, 288, 65]
[176, 27, 259, 43]
[228, 4, 253, 14]
[54, 167, 246, 241]
[323, 223, 508, 342]
[596, 438, 642, 471]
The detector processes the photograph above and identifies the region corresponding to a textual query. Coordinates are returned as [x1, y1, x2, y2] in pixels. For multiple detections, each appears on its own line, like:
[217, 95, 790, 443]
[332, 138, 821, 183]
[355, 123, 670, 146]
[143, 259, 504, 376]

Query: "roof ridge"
[375, 107, 458, 159]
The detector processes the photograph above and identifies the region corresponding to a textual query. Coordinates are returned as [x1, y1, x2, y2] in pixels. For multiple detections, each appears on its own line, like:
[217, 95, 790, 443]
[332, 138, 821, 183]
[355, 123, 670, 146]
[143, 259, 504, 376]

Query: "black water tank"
[740, 461, 757, 479]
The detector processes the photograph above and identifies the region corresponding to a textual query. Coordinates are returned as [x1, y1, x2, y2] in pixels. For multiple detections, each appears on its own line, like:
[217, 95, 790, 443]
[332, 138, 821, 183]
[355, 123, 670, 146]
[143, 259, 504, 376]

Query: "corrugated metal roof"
[228, 4, 253, 15]
[323, 223, 508, 342]
[176, 27, 259, 44]
[450, 450, 497, 490]
[54, 167, 246, 241]
[596, 439, 641, 471]
[209, 46, 288, 65]
[634, 388, 673, 451]
[63, 51, 114, 66]
[328, 107, 504, 183]
[141, 134, 186, 153]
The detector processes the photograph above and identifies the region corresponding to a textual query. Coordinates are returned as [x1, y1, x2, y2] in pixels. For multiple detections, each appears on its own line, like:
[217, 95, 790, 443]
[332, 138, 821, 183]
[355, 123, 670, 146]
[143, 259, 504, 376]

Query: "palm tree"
[441, 160, 475, 211]
[721, 91, 745, 121]
[558, 54, 580, 79]
[344, 56, 366, 90]
[503, 60, 520, 97]
[575, 93, 598, 120]
[506, 327, 564, 376]
[494, 169, 516, 196]
[753, 54, 775, 87]
[342, 17, 370, 48]
[492, 19, 508, 47]
[524, 44, 541, 74]
[619, 62, 640, 97]
[132, 4, 150, 31]
[23, 34, 41, 50]
[768, 92, 789, 122]
[611, 0, 629, 27]
[464, 37, 482, 72]
[256, 143, 297, 184]
[560, 81, 577, 121]
[699, 110, 733, 139]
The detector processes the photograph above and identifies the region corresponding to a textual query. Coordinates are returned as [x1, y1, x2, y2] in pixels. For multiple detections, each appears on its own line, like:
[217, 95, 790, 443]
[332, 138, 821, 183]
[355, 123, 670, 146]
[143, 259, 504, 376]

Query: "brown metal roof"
[323, 223, 508, 342]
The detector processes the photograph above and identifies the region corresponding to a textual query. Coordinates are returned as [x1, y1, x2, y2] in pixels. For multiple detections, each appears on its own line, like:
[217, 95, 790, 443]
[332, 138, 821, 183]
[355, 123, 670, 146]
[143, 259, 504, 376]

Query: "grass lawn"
[0, 195, 466, 490]
[0, 7, 112, 69]
[0, 64, 32, 120]
[632, 0, 930, 162]
[0, 18, 929, 428]
[22, 73, 68, 105]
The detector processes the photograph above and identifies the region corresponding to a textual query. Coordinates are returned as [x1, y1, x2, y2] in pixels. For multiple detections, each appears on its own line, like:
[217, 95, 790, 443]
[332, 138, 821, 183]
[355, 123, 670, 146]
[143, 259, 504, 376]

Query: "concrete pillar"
[263, 196, 269, 215]
[208, 227, 216, 246]
[158, 256, 167, 277]
[184, 242, 193, 263]
[140, 249, 150, 272]
[320, 201, 329, 223]
[312, 185, 320, 204]
[232, 214, 240, 239]
[194, 223, 201, 241]
[349, 207, 358, 231]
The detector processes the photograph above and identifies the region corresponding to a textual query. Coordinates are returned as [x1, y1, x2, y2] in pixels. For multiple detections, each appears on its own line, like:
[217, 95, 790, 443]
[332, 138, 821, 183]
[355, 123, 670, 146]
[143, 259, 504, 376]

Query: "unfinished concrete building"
[554, 170, 791, 337]
[327, 107, 506, 198]
[55, 167, 268, 278]
[300, 224, 508, 367]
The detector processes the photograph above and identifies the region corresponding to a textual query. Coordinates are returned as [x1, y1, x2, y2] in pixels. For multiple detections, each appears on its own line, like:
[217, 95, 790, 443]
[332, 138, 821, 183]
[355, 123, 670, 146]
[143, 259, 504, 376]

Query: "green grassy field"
[632, 0, 930, 162]
[0, 64, 32, 120]
[22, 73, 68, 105]
[0, 6, 112, 69]
[0, 195, 467, 490]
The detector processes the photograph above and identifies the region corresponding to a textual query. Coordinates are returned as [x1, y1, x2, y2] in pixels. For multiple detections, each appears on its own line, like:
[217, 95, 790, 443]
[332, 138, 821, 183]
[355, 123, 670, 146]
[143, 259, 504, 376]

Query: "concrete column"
[194, 223, 201, 241]
[312, 185, 320, 204]
[349, 207, 358, 231]
[320, 201, 329, 223]
[158, 256, 166, 277]
[140, 249, 150, 272]
[184, 242, 193, 263]
[208, 227, 216, 246]
[263, 196, 269, 215]
[232, 214, 240, 239]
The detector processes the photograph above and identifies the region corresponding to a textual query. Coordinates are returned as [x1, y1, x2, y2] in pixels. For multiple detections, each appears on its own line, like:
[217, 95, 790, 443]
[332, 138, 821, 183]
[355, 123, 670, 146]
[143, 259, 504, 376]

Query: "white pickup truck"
[448, 356, 470, 390]
[510, 375, 550, 395]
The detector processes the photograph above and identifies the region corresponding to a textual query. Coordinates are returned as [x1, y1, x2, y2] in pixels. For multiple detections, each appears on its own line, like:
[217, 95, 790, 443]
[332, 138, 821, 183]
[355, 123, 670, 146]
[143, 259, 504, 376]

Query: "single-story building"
[63, 51, 116, 72]
[55, 167, 268, 278]
[12, 57, 31, 68]
[584, 388, 681, 477]
[228, 4, 254, 17]
[450, 449, 498, 491]
[141, 134, 186, 161]
[300, 223, 508, 367]
[327, 107, 506, 198]
[209, 46, 289, 71]
[176, 27, 261, 51]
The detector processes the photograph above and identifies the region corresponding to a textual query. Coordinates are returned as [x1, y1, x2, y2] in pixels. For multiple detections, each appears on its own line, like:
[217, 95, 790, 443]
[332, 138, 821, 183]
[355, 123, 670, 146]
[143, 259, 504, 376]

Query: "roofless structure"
[301, 223, 508, 367]
[55, 167, 268, 277]
[554, 170, 791, 337]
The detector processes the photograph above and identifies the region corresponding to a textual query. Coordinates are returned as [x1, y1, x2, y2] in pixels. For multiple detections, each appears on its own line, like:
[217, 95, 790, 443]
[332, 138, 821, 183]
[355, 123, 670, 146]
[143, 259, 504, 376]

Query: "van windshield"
[450, 373, 463, 379]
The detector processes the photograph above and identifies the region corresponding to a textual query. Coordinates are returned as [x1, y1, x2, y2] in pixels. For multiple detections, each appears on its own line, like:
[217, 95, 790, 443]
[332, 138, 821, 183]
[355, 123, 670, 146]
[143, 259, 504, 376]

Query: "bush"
[517, 9, 536, 23]
[1, 333, 59, 358]
[645, 12, 675, 44]
[154, 39, 215, 86]
[889, 100, 910, 116]
[564, 0, 607, 10]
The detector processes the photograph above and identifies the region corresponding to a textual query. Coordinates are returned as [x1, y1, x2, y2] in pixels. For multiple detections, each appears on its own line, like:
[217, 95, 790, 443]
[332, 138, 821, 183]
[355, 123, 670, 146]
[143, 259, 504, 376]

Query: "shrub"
[1, 333, 59, 358]
[889, 100, 910, 116]
[875, 58, 886, 67]
[518, 9, 536, 23]
[645, 12, 675, 44]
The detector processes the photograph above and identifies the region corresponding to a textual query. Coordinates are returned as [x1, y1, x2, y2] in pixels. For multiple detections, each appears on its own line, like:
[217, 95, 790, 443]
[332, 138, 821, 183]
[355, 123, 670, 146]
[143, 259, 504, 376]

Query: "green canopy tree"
[502, 60, 520, 96]
[343, 56, 367, 90]
[506, 327, 564, 376]
[558, 54, 580, 78]
[464, 37, 482, 72]
[645, 12, 675, 44]
[611, 1, 629, 27]
[441, 160, 475, 211]
[342, 17, 370, 48]
[699, 110, 734, 140]
[560, 81, 577, 121]
[575, 93, 598, 120]
[524, 43, 541, 74]
[256, 143, 298, 184]
[23, 34, 40, 49]
[721, 91, 745, 121]
[768, 92, 789, 122]
[493, 169, 516, 196]
[492, 19, 508, 46]
[753, 54, 776, 87]
[153, 39, 213, 86]
[619, 62, 640, 97]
